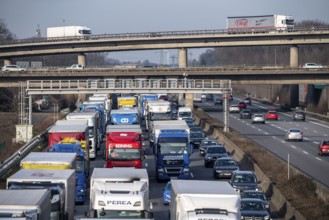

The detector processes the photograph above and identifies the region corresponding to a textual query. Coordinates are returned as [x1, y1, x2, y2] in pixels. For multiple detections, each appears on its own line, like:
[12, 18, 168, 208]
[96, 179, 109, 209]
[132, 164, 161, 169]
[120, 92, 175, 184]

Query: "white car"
[302, 63, 323, 69]
[229, 104, 240, 113]
[252, 114, 265, 124]
[2, 65, 27, 73]
[285, 128, 303, 141]
[66, 64, 84, 69]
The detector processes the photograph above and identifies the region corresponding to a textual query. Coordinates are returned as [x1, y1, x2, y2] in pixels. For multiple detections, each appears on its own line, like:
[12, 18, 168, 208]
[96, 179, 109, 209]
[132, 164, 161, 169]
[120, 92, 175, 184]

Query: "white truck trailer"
[87, 167, 153, 219]
[7, 169, 76, 220]
[65, 111, 101, 156]
[227, 15, 294, 33]
[47, 26, 91, 38]
[170, 179, 241, 220]
[0, 189, 51, 219]
[145, 100, 172, 131]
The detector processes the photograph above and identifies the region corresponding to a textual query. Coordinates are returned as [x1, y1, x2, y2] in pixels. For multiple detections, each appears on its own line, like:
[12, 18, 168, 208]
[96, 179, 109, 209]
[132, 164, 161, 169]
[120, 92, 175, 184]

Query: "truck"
[105, 125, 143, 168]
[7, 169, 76, 220]
[87, 167, 153, 219]
[110, 109, 140, 125]
[145, 100, 172, 131]
[170, 179, 241, 220]
[66, 111, 101, 155]
[152, 121, 192, 181]
[0, 189, 51, 219]
[227, 15, 294, 33]
[48, 123, 91, 158]
[117, 96, 138, 109]
[177, 107, 192, 120]
[50, 137, 89, 204]
[139, 94, 158, 119]
[89, 94, 112, 121]
[47, 26, 91, 38]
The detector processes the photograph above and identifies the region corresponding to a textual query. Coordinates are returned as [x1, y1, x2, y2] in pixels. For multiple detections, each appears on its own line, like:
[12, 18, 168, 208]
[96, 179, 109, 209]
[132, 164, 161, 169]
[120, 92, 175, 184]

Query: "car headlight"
[264, 215, 270, 220]
[207, 156, 211, 160]
[183, 167, 190, 172]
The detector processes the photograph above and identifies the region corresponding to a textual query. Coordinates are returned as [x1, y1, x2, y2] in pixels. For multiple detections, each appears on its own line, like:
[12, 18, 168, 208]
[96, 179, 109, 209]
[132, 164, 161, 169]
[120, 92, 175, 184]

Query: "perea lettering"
[107, 201, 132, 205]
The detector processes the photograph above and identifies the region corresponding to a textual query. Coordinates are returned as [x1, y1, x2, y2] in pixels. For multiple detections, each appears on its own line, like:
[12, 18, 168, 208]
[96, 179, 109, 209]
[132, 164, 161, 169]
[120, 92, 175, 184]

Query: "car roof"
[233, 170, 255, 175]
[241, 198, 265, 202]
[215, 157, 235, 161]
[207, 145, 225, 149]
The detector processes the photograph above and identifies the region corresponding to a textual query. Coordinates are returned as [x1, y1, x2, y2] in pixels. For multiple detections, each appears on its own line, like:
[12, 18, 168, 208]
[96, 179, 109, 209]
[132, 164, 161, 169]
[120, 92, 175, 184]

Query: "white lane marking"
[191, 172, 194, 178]
[303, 127, 308, 130]
[150, 202, 153, 210]
[281, 140, 285, 143]
[313, 142, 320, 145]
[310, 121, 329, 129]
[291, 145, 296, 149]
[316, 157, 322, 161]
[303, 151, 309, 155]
[145, 163, 148, 167]
[304, 137, 310, 140]
[324, 134, 328, 137]
[264, 132, 269, 135]
[258, 129, 262, 132]
[272, 136, 277, 139]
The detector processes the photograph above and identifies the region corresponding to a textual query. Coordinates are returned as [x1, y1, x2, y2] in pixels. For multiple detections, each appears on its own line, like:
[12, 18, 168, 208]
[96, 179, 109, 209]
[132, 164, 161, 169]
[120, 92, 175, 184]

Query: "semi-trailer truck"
[0, 189, 51, 220]
[145, 100, 171, 131]
[170, 179, 241, 220]
[47, 26, 91, 38]
[7, 169, 75, 220]
[87, 167, 153, 219]
[227, 15, 294, 33]
[105, 125, 143, 168]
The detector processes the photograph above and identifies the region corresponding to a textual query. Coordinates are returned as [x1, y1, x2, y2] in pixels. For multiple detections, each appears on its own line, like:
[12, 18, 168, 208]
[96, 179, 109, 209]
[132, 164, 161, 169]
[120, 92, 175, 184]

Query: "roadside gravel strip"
[193, 108, 329, 220]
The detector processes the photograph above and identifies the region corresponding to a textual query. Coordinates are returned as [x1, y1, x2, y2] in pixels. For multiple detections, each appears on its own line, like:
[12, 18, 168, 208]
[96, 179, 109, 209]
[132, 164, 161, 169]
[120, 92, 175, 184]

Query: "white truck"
[7, 169, 76, 220]
[0, 189, 51, 219]
[145, 100, 172, 131]
[47, 26, 91, 38]
[227, 15, 294, 33]
[170, 179, 241, 220]
[177, 107, 192, 120]
[66, 111, 101, 157]
[87, 167, 153, 219]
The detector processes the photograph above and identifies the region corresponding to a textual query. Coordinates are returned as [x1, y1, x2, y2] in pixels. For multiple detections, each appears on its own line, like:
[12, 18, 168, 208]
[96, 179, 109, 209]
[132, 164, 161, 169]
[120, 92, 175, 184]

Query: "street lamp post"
[63, 19, 66, 37]
[183, 72, 188, 88]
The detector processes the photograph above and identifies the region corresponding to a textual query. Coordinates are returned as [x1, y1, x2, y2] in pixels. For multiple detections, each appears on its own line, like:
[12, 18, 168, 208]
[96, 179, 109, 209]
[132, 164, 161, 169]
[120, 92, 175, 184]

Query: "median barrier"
[193, 108, 306, 220]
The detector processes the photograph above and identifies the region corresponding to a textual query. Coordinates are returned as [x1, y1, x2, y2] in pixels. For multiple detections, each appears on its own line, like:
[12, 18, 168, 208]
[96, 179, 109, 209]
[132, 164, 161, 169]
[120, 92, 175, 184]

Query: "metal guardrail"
[0, 130, 47, 178]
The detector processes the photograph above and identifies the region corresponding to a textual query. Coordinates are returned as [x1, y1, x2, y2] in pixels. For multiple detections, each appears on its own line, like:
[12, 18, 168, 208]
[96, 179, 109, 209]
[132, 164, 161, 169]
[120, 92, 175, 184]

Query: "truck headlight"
[158, 168, 164, 172]
[183, 167, 190, 172]
[98, 201, 106, 206]
[133, 201, 141, 207]
[207, 156, 211, 160]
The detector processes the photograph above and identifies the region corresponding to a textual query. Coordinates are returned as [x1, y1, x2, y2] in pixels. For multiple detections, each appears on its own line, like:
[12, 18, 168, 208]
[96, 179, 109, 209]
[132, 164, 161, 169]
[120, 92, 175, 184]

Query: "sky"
[1, 0, 329, 64]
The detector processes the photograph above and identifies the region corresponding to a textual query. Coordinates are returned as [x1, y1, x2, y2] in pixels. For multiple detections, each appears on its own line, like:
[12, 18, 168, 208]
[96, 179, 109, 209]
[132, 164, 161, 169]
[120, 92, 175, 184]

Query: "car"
[190, 130, 206, 148]
[213, 95, 223, 105]
[285, 128, 303, 141]
[66, 64, 84, 69]
[243, 97, 252, 105]
[303, 63, 323, 69]
[241, 190, 270, 211]
[230, 170, 260, 192]
[229, 104, 240, 113]
[204, 145, 228, 168]
[201, 94, 207, 101]
[240, 198, 271, 220]
[221, 94, 233, 102]
[319, 140, 329, 156]
[252, 114, 265, 124]
[199, 138, 220, 156]
[163, 181, 171, 205]
[240, 109, 252, 119]
[265, 110, 278, 120]
[184, 118, 196, 128]
[238, 101, 247, 109]
[212, 157, 239, 179]
[2, 65, 27, 73]
[293, 111, 305, 121]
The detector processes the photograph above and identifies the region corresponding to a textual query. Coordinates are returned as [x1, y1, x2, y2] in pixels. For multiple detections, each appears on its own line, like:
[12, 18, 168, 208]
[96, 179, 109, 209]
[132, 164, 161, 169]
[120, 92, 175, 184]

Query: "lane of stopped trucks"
[0, 93, 243, 220]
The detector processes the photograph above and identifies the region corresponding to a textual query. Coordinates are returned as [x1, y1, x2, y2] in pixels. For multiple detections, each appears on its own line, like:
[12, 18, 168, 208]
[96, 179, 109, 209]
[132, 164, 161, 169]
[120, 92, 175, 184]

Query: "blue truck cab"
[155, 131, 192, 181]
[50, 139, 88, 204]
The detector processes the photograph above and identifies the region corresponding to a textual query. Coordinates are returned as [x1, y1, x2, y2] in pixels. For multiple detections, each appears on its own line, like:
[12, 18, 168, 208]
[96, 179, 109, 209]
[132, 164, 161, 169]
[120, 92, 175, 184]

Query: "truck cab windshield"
[109, 149, 140, 160]
[158, 142, 188, 154]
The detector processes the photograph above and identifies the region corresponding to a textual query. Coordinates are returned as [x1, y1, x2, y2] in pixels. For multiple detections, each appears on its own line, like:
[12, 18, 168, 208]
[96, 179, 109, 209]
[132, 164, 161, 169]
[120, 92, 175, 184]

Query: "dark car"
[238, 101, 247, 110]
[240, 198, 270, 220]
[199, 138, 220, 156]
[190, 131, 205, 148]
[230, 170, 260, 192]
[243, 97, 252, 105]
[240, 109, 252, 119]
[293, 111, 305, 121]
[184, 118, 196, 128]
[213, 157, 239, 179]
[213, 95, 223, 105]
[241, 190, 270, 211]
[204, 145, 228, 168]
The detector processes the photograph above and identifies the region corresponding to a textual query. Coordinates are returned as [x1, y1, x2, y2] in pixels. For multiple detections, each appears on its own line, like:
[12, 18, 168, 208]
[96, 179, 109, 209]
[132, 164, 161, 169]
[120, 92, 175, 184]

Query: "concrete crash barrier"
[193, 109, 307, 220]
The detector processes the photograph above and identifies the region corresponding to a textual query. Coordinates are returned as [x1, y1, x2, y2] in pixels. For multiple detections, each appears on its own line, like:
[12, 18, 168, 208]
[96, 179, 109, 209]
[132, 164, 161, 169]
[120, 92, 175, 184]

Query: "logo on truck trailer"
[235, 19, 248, 27]
[114, 144, 133, 148]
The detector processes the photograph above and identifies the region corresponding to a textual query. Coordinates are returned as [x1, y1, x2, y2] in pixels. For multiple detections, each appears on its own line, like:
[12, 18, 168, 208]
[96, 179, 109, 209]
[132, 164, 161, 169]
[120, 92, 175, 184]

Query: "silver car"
[252, 114, 265, 124]
[285, 128, 303, 141]
[229, 104, 240, 113]
[2, 65, 27, 73]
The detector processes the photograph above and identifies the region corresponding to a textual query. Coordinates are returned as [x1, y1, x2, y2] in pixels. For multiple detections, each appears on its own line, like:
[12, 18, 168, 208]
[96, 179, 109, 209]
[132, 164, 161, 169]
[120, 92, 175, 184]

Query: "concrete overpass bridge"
[1, 27, 329, 68]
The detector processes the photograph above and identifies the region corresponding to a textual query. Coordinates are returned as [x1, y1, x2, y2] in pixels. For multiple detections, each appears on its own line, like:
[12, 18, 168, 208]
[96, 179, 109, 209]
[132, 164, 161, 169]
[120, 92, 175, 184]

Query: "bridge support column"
[4, 59, 12, 66]
[78, 53, 86, 67]
[185, 93, 194, 109]
[290, 45, 299, 67]
[178, 48, 187, 68]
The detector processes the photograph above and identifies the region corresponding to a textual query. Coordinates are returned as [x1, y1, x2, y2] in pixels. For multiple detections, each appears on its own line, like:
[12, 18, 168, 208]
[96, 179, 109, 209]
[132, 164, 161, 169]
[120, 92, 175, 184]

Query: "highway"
[196, 98, 329, 188]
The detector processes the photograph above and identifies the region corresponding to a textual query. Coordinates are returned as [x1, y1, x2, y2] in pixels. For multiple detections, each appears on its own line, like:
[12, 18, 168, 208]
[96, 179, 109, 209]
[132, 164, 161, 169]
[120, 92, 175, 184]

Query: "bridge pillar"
[78, 53, 86, 67]
[4, 59, 12, 66]
[185, 93, 194, 109]
[290, 45, 299, 67]
[178, 48, 187, 68]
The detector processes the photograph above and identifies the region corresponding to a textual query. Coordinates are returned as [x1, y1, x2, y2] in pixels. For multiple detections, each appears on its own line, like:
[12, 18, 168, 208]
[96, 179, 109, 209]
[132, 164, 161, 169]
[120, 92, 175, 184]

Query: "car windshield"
[254, 114, 263, 117]
[322, 141, 329, 145]
[216, 160, 237, 167]
[268, 111, 276, 114]
[233, 174, 257, 183]
[191, 132, 204, 138]
[242, 192, 266, 201]
[207, 147, 226, 154]
[202, 141, 218, 146]
[289, 129, 301, 133]
[241, 201, 266, 211]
